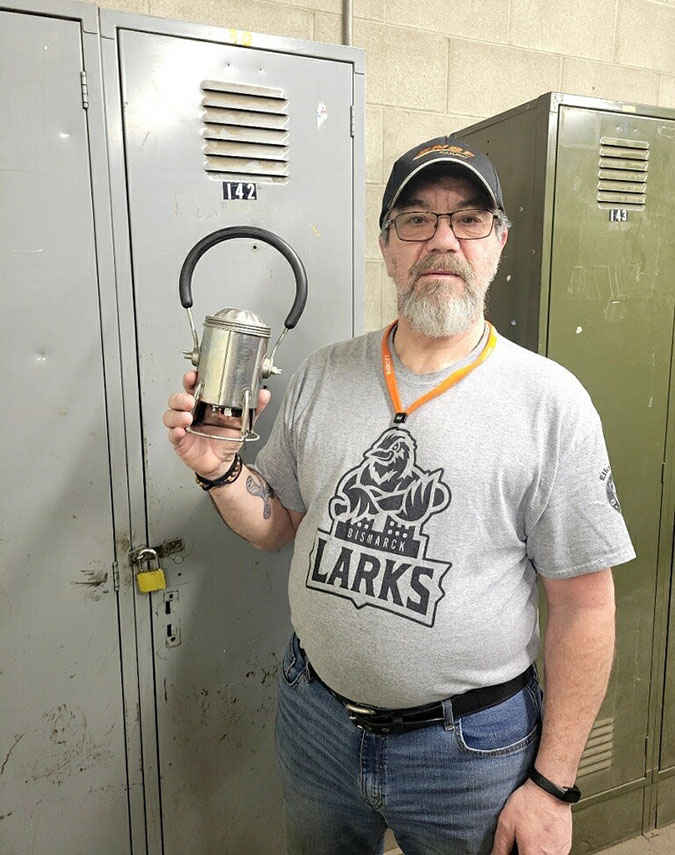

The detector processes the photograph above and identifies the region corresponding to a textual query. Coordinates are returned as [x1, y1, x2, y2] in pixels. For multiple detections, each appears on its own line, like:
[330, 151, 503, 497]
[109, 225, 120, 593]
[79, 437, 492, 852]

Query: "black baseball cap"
[379, 135, 505, 228]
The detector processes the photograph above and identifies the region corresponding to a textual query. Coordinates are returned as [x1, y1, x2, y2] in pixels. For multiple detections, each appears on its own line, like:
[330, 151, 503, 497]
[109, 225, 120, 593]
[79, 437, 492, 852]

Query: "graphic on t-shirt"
[306, 428, 452, 627]
[600, 466, 623, 513]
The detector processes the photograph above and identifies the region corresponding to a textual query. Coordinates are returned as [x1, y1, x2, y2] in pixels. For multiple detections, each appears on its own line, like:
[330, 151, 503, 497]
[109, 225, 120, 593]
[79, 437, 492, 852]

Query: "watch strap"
[195, 455, 243, 491]
[529, 767, 581, 803]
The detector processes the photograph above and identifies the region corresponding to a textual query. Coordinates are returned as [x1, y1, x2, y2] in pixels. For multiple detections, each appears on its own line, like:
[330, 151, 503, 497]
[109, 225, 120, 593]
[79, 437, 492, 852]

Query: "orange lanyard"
[381, 321, 497, 424]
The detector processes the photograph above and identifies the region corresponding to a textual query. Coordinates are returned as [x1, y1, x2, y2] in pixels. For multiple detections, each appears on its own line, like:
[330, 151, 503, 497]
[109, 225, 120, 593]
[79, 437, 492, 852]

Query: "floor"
[597, 824, 675, 854]
[383, 822, 675, 854]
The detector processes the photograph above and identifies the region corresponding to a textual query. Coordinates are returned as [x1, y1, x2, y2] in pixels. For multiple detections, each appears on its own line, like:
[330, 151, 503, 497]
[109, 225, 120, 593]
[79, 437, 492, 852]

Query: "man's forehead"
[393, 175, 487, 210]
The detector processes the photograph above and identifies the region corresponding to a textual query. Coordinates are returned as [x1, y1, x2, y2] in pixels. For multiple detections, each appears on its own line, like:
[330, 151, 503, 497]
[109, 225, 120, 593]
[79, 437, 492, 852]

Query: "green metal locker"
[459, 93, 675, 852]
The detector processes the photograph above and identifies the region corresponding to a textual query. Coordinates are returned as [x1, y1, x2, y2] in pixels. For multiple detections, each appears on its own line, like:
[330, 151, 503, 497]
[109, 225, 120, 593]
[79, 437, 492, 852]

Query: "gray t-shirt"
[255, 327, 635, 708]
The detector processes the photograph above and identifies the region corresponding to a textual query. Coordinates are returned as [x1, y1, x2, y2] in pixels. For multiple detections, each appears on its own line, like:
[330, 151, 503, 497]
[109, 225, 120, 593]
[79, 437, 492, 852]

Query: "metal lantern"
[179, 226, 308, 443]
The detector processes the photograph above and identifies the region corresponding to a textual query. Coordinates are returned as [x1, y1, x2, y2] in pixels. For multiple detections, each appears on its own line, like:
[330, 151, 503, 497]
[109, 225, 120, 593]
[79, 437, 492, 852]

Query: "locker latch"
[129, 538, 185, 564]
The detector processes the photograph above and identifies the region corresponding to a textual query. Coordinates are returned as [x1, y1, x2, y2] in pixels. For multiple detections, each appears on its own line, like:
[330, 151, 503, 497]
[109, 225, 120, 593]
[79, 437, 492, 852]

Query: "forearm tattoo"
[246, 469, 275, 519]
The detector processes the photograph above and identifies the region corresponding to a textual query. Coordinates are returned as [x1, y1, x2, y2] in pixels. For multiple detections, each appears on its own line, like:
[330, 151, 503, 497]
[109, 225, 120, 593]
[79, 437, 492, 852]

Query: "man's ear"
[379, 234, 394, 278]
[499, 228, 508, 251]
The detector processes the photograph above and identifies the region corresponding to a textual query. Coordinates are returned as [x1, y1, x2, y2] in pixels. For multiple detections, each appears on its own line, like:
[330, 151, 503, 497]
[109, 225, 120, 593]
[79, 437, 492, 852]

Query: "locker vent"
[597, 137, 649, 210]
[201, 80, 289, 184]
[577, 717, 614, 777]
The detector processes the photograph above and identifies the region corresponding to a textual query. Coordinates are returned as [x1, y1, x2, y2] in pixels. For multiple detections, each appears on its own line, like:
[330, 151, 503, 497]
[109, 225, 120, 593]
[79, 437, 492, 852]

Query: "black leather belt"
[305, 657, 533, 735]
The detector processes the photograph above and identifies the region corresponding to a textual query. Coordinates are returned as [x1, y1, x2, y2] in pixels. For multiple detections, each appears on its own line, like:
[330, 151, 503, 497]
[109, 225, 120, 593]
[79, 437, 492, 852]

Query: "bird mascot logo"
[306, 428, 452, 627]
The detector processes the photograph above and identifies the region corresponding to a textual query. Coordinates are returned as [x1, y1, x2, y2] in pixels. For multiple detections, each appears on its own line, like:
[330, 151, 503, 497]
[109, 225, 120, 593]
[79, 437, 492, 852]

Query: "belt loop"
[293, 635, 314, 683]
[301, 651, 315, 684]
[442, 698, 454, 731]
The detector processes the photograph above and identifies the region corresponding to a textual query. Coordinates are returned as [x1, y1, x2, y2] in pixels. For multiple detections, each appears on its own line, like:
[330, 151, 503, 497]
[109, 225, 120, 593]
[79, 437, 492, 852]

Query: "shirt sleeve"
[253, 364, 307, 514]
[526, 402, 636, 579]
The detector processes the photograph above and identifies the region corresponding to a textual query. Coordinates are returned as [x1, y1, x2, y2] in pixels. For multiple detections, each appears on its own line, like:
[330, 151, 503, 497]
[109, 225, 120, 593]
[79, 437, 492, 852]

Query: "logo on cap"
[413, 143, 476, 161]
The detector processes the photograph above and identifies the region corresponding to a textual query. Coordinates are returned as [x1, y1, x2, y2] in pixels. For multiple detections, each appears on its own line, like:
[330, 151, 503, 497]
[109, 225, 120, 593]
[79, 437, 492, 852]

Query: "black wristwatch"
[529, 767, 581, 803]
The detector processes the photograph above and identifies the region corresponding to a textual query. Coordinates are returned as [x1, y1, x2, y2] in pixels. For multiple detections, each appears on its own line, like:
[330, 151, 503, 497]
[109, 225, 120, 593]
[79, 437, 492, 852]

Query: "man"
[164, 135, 635, 855]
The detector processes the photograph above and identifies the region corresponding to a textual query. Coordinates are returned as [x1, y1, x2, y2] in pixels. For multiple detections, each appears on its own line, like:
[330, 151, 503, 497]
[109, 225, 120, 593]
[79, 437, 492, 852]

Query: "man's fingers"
[490, 818, 516, 855]
[167, 391, 195, 412]
[257, 387, 272, 415]
[167, 426, 187, 446]
[182, 370, 197, 393]
[163, 406, 193, 430]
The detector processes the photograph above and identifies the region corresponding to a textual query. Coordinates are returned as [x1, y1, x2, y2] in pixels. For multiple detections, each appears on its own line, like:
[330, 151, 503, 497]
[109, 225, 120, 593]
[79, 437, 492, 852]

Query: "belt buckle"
[345, 702, 377, 716]
[345, 702, 380, 732]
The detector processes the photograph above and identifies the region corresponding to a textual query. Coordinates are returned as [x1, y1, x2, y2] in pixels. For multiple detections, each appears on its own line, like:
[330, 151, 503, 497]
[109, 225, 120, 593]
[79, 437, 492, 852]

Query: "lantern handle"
[179, 226, 308, 330]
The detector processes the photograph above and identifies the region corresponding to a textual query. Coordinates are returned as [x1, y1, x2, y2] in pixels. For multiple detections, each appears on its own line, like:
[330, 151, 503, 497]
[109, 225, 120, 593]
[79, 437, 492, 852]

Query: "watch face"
[564, 785, 582, 804]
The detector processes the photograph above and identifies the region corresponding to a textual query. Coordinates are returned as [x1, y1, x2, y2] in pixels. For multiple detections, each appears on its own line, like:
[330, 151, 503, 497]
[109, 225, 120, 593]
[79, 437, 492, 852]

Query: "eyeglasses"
[384, 209, 497, 242]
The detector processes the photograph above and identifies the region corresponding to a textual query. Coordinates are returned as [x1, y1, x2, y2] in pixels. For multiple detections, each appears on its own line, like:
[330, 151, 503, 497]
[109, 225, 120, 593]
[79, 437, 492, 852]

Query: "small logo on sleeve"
[600, 466, 623, 513]
[306, 428, 452, 627]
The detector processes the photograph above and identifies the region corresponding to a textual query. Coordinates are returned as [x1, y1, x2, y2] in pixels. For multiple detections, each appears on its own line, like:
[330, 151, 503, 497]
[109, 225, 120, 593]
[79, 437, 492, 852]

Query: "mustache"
[409, 254, 473, 281]
[405, 254, 476, 296]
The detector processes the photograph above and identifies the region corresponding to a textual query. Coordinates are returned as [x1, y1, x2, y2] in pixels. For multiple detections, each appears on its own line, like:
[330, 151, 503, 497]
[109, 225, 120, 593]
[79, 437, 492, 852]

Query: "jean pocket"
[280, 634, 309, 688]
[454, 680, 542, 756]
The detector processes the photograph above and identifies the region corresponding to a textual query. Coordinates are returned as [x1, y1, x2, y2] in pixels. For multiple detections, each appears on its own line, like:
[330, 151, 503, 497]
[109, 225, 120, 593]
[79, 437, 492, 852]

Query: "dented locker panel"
[0, 7, 130, 854]
[109, 22, 361, 853]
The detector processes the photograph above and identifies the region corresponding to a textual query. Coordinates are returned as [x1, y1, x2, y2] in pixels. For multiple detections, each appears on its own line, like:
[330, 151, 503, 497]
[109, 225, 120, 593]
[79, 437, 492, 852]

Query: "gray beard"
[398, 278, 485, 338]
[397, 255, 491, 338]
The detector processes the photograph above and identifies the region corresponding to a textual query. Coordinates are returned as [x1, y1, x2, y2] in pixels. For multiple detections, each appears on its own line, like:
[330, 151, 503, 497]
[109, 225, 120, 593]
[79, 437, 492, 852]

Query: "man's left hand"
[491, 779, 573, 855]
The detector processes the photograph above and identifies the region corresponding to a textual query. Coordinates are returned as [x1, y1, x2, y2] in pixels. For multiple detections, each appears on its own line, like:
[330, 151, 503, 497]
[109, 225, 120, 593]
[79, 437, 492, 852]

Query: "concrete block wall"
[104, 0, 675, 331]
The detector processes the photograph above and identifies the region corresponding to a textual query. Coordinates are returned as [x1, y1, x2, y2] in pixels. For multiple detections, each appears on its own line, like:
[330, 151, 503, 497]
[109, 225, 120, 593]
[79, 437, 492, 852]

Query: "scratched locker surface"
[0, 7, 130, 854]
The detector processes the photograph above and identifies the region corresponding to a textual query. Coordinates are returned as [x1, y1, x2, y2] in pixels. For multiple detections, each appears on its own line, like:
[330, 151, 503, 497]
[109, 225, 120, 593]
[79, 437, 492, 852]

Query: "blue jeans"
[275, 635, 542, 855]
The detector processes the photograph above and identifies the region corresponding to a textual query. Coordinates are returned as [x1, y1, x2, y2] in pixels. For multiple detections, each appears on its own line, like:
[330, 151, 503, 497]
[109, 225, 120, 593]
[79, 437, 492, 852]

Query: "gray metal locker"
[0, 2, 131, 853]
[100, 9, 365, 853]
[1, 0, 364, 852]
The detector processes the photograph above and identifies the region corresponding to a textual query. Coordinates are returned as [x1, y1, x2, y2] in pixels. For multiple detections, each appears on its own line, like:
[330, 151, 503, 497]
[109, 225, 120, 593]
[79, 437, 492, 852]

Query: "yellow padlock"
[135, 548, 167, 593]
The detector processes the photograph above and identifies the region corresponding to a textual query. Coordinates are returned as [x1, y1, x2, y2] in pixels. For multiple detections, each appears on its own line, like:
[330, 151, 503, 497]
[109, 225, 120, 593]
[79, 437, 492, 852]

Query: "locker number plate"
[223, 182, 257, 201]
[609, 209, 628, 222]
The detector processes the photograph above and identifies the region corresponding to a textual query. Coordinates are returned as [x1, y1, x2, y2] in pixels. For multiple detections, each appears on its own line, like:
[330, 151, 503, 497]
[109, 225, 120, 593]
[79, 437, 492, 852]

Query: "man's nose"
[426, 215, 461, 251]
